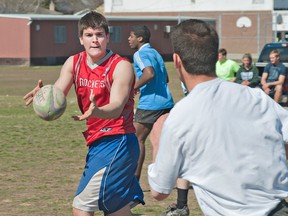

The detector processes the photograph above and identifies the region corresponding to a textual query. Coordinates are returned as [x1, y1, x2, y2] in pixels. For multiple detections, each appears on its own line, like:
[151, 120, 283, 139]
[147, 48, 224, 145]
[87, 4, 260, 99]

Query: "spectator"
[235, 53, 260, 87]
[261, 49, 287, 103]
[216, 48, 240, 81]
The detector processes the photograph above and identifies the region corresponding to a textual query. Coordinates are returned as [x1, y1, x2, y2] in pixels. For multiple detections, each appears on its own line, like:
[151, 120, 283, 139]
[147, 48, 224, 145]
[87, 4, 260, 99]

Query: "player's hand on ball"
[23, 80, 43, 106]
[72, 90, 98, 121]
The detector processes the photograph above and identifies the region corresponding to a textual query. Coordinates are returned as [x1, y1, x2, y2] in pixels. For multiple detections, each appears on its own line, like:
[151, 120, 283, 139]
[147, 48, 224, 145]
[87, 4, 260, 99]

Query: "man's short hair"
[242, 53, 252, 62]
[270, 49, 280, 58]
[131, 26, 151, 43]
[170, 19, 218, 76]
[78, 11, 109, 37]
[218, 48, 227, 56]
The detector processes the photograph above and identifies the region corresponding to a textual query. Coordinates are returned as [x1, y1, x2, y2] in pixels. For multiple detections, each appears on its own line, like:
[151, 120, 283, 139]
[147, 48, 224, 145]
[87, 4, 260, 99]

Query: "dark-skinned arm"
[134, 66, 154, 93]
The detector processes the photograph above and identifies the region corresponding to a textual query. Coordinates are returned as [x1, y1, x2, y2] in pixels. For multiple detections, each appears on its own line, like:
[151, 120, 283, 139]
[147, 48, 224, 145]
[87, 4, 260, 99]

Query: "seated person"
[235, 53, 260, 88]
[261, 49, 287, 103]
[216, 48, 240, 82]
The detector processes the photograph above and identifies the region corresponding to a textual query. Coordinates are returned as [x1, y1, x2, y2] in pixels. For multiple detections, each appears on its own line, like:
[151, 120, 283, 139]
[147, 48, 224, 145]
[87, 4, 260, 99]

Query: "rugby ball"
[33, 85, 67, 121]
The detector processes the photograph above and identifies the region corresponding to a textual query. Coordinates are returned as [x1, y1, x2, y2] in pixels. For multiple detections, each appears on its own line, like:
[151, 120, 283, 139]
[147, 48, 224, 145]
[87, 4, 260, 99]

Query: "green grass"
[0, 63, 202, 216]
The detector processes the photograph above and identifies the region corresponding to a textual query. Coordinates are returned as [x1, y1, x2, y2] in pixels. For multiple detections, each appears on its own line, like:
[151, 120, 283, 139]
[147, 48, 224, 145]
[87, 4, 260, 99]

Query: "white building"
[104, 0, 288, 59]
[105, 0, 272, 13]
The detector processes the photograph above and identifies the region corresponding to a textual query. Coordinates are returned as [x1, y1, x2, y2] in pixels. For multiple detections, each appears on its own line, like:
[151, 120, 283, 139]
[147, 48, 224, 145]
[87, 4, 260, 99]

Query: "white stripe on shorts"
[72, 167, 106, 212]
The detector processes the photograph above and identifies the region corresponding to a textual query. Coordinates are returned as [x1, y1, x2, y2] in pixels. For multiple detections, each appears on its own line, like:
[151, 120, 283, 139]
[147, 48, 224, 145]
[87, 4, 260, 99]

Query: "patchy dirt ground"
[0, 65, 202, 216]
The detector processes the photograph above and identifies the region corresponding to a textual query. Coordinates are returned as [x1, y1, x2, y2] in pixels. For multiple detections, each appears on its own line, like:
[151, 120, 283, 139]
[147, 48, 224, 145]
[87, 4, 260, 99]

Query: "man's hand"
[23, 80, 43, 106]
[262, 83, 272, 94]
[72, 90, 98, 121]
[134, 88, 140, 96]
[262, 83, 270, 90]
[241, 80, 250, 86]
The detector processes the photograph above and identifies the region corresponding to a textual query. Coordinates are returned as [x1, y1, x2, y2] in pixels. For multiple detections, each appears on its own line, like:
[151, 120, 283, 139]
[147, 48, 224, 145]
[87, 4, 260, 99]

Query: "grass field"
[0, 63, 202, 216]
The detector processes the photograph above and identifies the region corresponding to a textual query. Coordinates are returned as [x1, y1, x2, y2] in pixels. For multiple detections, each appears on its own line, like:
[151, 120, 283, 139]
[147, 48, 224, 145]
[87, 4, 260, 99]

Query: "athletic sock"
[176, 188, 189, 209]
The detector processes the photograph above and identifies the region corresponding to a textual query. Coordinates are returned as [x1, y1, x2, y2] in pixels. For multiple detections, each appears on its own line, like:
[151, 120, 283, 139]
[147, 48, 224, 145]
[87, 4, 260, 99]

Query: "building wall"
[108, 20, 177, 60]
[108, 15, 215, 61]
[104, 0, 272, 13]
[1, 15, 210, 65]
[30, 20, 84, 65]
[28, 18, 203, 65]
[216, 11, 272, 57]
[104, 0, 280, 60]
[274, 11, 288, 42]
[2, 9, 275, 65]
[0, 18, 30, 65]
[105, 11, 272, 59]
[108, 19, 215, 61]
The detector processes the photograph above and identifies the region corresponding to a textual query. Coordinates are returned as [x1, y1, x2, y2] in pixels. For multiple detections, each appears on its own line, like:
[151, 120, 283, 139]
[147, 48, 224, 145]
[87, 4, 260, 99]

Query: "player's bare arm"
[54, 56, 74, 96]
[262, 73, 286, 89]
[275, 74, 286, 86]
[134, 66, 154, 93]
[261, 72, 269, 89]
[23, 56, 74, 106]
[74, 60, 134, 121]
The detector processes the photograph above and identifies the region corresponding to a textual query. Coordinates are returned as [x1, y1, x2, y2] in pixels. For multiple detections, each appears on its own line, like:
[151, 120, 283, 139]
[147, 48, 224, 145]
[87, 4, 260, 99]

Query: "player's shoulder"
[228, 59, 238, 65]
[167, 96, 191, 119]
[264, 62, 273, 68]
[62, 55, 74, 69]
[115, 58, 132, 69]
[112, 55, 133, 75]
[279, 62, 286, 69]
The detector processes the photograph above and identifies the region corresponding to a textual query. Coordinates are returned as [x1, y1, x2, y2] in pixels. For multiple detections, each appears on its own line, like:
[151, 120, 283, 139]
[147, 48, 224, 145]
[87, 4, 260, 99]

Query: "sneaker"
[160, 203, 190, 216]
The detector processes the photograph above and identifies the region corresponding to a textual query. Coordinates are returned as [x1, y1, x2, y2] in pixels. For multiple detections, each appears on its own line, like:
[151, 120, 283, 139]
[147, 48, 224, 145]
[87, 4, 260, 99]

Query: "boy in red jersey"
[23, 11, 144, 216]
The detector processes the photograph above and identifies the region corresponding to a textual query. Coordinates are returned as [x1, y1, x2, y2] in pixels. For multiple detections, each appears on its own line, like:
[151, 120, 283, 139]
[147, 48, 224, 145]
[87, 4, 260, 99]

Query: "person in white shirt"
[148, 19, 288, 216]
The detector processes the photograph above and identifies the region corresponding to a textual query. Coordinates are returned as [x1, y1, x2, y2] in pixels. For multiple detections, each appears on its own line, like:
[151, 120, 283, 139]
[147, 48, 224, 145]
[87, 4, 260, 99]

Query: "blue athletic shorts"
[72, 133, 144, 214]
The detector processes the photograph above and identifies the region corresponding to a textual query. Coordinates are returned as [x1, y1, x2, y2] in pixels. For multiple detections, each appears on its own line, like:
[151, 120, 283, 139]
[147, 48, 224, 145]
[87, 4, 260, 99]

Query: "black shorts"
[134, 108, 171, 124]
[260, 83, 277, 91]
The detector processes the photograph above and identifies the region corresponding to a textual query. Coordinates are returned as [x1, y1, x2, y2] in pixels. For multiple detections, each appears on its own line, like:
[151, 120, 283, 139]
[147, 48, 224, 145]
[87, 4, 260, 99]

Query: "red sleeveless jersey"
[73, 51, 136, 146]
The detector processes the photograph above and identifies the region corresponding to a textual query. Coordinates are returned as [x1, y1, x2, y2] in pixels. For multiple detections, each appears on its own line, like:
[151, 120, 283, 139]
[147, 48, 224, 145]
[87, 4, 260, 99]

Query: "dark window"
[109, 26, 121, 43]
[54, 26, 66, 44]
[274, 0, 288, 10]
[258, 46, 288, 63]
